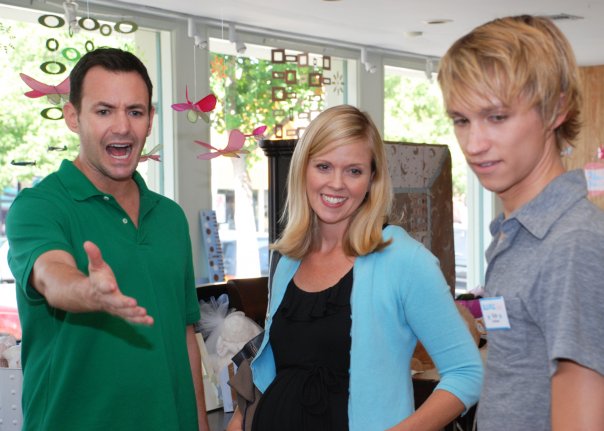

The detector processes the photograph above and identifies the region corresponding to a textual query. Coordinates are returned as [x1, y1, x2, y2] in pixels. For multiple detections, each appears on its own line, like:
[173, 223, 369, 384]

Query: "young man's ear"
[552, 93, 568, 130]
[63, 102, 79, 134]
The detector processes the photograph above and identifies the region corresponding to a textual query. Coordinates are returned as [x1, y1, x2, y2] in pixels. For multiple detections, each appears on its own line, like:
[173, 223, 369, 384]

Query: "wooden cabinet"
[563, 66, 604, 209]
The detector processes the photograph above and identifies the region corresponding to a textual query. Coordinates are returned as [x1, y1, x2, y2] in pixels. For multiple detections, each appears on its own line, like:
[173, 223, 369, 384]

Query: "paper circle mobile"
[85, 40, 95, 52]
[38, 15, 65, 28]
[40, 61, 67, 75]
[46, 38, 59, 52]
[114, 20, 138, 34]
[78, 17, 100, 31]
[62, 47, 81, 62]
[99, 24, 112, 36]
[41, 107, 64, 120]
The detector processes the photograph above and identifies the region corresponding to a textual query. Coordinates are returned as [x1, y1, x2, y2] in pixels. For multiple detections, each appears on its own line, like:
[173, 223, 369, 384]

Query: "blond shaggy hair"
[273, 105, 392, 259]
[438, 15, 582, 149]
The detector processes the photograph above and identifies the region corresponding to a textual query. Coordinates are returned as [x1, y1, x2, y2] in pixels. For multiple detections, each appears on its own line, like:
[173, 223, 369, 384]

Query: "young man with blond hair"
[439, 15, 604, 430]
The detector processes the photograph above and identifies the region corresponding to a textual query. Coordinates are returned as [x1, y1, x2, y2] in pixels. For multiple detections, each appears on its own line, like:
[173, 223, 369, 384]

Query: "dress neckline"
[293, 267, 353, 294]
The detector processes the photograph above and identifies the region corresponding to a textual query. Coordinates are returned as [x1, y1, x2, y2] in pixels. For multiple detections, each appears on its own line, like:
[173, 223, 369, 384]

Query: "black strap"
[266, 249, 281, 311]
[232, 332, 264, 367]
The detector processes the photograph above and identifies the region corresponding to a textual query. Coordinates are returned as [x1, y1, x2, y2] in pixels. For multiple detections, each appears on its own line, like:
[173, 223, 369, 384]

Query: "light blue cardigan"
[251, 225, 483, 431]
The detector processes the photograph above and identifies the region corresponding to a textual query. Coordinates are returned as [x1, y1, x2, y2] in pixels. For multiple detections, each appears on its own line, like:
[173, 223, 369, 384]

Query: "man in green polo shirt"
[6, 48, 210, 431]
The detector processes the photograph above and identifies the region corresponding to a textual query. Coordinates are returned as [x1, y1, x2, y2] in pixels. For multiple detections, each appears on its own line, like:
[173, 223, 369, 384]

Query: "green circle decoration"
[41, 107, 64, 120]
[62, 47, 81, 62]
[114, 20, 138, 34]
[40, 61, 67, 75]
[78, 17, 100, 31]
[85, 40, 95, 52]
[99, 23, 112, 36]
[46, 38, 59, 52]
[38, 15, 65, 28]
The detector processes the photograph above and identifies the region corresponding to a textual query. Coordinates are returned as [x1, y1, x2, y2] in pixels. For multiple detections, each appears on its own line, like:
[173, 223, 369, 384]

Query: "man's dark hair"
[68, 47, 153, 113]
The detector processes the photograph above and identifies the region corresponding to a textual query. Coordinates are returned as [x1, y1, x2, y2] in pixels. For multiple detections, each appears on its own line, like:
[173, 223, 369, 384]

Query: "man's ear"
[147, 105, 156, 137]
[63, 102, 79, 134]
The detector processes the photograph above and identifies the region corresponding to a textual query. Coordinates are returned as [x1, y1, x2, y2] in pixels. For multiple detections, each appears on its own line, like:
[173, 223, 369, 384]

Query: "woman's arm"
[387, 389, 465, 431]
[398, 243, 484, 428]
[403, 249, 484, 410]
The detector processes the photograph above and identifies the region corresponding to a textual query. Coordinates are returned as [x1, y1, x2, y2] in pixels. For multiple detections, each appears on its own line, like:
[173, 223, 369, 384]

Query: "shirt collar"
[491, 169, 587, 239]
[56, 159, 151, 201]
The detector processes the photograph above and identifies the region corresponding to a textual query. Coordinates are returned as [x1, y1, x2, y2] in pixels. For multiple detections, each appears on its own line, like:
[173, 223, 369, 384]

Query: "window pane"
[0, 4, 164, 194]
[209, 38, 357, 278]
[384, 65, 470, 292]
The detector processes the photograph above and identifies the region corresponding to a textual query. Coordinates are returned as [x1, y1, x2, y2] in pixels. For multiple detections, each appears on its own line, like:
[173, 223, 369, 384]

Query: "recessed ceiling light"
[423, 19, 453, 25]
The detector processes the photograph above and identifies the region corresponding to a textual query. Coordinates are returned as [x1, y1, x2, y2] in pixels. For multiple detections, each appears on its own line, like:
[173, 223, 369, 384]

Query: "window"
[383, 65, 492, 293]
[0, 4, 166, 196]
[208, 35, 357, 278]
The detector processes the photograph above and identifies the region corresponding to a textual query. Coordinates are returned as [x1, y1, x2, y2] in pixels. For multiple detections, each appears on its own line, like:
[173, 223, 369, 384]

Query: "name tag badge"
[479, 297, 511, 330]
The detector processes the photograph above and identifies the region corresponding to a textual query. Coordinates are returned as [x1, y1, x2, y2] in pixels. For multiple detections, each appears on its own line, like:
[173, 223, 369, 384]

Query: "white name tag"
[479, 297, 511, 330]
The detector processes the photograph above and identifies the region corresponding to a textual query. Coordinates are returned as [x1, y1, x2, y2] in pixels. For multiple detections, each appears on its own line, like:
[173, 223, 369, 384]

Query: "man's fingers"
[126, 315, 154, 326]
[84, 241, 119, 294]
[110, 305, 154, 326]
[83, 241, 105, 271]
[105, 299, 154, 326]
[80, 242, 152, 326]
[103, 294, 138, 310]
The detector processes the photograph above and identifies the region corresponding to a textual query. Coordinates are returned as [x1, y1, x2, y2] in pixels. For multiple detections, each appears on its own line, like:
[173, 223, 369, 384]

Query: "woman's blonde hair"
[438, 15, 582, 149]
[273, 105, 392, 259]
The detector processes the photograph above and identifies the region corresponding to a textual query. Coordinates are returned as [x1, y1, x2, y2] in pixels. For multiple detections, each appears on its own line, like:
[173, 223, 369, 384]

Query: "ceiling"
[110, 0, 604, 66]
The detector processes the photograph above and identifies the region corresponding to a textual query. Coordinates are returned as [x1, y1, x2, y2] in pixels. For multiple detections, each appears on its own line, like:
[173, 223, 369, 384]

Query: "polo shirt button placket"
[122, 218, 128, 224]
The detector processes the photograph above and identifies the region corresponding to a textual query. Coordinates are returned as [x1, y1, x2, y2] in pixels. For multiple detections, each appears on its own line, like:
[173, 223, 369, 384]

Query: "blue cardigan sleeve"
[402, 244, 484, 409]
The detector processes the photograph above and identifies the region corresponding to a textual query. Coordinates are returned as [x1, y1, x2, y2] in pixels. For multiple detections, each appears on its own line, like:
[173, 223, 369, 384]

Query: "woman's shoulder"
[379, 225, 437, 264]
[382, 225, 420, 250]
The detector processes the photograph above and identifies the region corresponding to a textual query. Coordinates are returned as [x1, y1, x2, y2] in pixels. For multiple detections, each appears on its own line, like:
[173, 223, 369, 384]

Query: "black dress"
[251, 269, 353, 431]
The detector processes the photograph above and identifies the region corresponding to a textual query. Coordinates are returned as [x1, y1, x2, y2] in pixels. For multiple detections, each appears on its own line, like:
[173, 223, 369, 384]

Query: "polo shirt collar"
[492, 169, 586, 239]
[57, 159, 154, 203]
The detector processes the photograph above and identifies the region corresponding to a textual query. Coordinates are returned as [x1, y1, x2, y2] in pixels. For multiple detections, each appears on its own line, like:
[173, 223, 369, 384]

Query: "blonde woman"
[228, 105, 482, 431]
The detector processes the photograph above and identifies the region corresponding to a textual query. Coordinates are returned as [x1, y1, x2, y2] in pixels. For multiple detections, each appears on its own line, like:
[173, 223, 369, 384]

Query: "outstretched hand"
[84, 241, 154, 326]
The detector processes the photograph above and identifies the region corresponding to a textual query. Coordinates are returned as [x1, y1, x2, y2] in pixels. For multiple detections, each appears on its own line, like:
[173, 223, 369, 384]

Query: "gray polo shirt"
[477, 169, 604, 431]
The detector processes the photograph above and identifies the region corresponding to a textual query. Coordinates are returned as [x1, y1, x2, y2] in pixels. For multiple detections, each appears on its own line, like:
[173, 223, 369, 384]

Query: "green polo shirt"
[6, 160, 201, 431]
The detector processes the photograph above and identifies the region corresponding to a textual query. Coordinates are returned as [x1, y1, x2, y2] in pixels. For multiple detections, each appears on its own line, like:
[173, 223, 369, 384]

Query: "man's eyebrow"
[127, 103, 148, 110]
[92, 101, 148, 111]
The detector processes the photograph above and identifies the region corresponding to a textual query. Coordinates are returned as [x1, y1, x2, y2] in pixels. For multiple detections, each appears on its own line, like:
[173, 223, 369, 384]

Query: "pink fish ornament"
[171, 87, 217, 123]
[20, 73, 70, 105]
[195, 126, 267, 160]
[139, 144, 162, 162]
